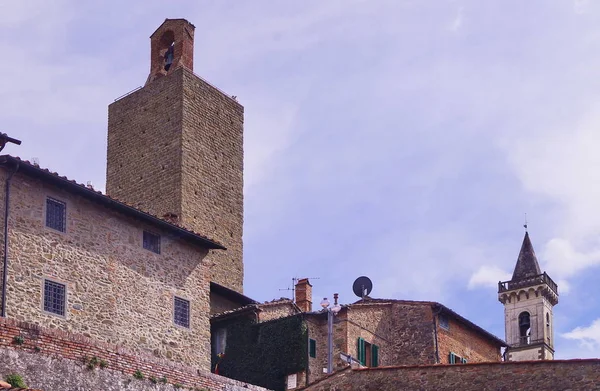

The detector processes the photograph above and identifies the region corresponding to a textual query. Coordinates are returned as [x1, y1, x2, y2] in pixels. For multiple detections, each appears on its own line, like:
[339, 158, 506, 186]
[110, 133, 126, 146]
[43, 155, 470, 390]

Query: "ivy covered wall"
[211, 314, 308, 391]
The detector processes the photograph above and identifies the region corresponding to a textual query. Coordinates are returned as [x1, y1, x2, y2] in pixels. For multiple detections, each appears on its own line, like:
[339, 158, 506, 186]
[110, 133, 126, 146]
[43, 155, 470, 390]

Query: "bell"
[164, 43, 174, 71]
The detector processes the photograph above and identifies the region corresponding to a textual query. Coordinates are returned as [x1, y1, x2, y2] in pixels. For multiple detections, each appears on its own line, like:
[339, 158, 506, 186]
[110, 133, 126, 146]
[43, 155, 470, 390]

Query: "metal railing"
[498, 272, 558, 295]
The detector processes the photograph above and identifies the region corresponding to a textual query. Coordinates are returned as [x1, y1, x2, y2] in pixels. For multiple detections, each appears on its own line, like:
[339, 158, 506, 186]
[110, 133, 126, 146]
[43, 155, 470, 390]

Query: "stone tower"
[498, 232, 558, 361]
[106, 19, 244, 292]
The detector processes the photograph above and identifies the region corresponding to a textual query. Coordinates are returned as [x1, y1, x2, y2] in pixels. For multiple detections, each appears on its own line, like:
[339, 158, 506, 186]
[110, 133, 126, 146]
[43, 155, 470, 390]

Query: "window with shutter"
[449, 352, 455, 364]
[357, 338, 366, 366]
[372, 344, 379, 367]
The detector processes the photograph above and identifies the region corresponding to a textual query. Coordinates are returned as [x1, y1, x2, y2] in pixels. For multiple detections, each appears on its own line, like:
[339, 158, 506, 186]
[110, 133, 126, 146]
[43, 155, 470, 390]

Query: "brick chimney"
[295, 278, 312, 312]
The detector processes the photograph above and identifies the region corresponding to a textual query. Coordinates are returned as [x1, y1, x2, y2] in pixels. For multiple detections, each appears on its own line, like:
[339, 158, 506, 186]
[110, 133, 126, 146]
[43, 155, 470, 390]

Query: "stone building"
[106, 18, 245, 295]
[0, 156, 221, 370]
[210, 278, 506, 390]
[0, 18, 247, 373]
[498, 231, 559, 361]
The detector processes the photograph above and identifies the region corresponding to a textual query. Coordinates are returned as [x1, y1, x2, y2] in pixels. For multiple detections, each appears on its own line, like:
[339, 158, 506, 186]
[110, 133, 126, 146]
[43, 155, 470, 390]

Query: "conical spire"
[511, 232, 542, 281]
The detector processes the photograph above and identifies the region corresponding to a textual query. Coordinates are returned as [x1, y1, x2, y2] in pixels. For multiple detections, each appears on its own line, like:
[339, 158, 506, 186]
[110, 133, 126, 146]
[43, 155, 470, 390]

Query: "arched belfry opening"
[159, 30, 175, 71]
[518, 312, 531, 345]
[146, 19, 195, 85]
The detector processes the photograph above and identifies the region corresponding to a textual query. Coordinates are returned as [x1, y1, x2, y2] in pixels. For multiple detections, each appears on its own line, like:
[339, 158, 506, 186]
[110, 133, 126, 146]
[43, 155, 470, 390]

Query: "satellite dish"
[352, 276, 373, 298]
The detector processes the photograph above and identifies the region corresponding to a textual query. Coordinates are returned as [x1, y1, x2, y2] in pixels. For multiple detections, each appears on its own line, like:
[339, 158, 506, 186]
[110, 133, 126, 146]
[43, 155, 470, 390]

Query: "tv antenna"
[352, 276, 373, 299]
[279, 277, 320, 299]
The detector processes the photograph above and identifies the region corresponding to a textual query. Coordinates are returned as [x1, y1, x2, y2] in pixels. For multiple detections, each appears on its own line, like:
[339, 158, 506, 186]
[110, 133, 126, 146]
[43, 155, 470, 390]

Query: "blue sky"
[3, 0, 600, 359]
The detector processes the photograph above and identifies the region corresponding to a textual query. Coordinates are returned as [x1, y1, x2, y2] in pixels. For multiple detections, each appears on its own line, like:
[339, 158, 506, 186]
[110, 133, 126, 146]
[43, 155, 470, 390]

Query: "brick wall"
[0, 318, 269, 390]
[301, 360, 600, 391]
[107, 66, 244, 293]
[436, 313, 501, 363]
[1, 171, 212, 370]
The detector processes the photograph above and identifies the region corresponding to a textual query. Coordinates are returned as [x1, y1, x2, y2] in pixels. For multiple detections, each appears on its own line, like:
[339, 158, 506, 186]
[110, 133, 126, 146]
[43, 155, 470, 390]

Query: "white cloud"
[450, 7, 464, 32]
[563, 319, 600, 351]
[468, 265, 511, 290]
[543, 238, 600, 279]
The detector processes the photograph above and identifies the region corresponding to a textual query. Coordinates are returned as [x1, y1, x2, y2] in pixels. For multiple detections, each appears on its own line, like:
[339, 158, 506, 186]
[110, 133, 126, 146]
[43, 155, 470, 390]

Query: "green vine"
[211, 314, 308, 391]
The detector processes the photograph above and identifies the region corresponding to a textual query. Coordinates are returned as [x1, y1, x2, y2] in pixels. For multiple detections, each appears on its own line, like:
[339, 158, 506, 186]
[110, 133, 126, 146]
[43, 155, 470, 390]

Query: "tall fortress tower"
[106, 19, 244, 292]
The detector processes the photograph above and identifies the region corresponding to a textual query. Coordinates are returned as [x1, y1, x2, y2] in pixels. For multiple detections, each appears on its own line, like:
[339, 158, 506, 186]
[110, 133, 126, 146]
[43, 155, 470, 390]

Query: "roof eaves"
[210, 282, 258, 306]
[433, 303, 507, 347]
[0, 155, 225, 250]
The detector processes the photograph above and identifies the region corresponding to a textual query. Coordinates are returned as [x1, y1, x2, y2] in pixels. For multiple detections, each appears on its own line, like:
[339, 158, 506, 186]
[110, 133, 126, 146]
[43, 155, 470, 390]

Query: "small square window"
[309, 338, 316, 358]
[439, 314, 449, 330]
[43, 279, 66, 316]
[174, 296, 190, 328]
[143, 231, 161, 254]
[46, 197, 66, 232]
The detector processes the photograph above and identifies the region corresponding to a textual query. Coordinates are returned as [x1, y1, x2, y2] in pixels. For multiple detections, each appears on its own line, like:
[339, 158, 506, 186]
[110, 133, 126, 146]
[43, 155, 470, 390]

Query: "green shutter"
[372, 344, 379, 367]
[309, 339, 316, 358]
[357, 338, 366, 365]
[449, 352, 455, 364]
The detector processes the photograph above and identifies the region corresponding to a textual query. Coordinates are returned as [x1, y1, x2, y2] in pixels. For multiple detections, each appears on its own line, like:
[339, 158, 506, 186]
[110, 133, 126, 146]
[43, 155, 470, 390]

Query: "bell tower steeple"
[498, 231, 559, 361]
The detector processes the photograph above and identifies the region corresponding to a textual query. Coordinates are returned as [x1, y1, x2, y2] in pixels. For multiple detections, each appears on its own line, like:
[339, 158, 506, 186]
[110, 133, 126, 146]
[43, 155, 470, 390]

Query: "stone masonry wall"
[257, 301, 298, 323]
[210, 292, 243, 315]
[1, 171, 212, 370]
[436, 314, 501, 363]
[107, 67, 245, 294]
[107, 68, 184, 219]
[181, 68, 244, 293]
[0, 318, 269, 390]
[302, 360, 600, 391]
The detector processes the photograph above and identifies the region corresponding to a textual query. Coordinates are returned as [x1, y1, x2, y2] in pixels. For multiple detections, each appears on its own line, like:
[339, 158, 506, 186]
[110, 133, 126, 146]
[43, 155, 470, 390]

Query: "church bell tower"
[106, 19, 244, 293]
[498, 232, 558, 361]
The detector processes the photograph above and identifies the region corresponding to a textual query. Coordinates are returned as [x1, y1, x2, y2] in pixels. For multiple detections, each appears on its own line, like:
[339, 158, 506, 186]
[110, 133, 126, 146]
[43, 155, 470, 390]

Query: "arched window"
[519, 312, 531, 344]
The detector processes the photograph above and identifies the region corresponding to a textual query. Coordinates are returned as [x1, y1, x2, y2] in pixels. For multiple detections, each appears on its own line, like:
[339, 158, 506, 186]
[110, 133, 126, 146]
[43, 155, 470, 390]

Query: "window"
[439, 314, 449, 330]
[173, 296, 190, 328]
[214, 328, 227, 355]
[519, 312, 531, 344]
[449, 352, 467, 364]
[143, 231, 161, 254]
[46, 197, 66, 232]
[309, 338, 316, 358]
[43, 279, 66, 316]
[357, 338, 379, 367]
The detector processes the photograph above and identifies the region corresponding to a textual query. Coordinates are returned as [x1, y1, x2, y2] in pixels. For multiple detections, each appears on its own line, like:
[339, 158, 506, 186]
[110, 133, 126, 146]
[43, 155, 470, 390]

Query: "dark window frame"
[43, 278, 67, 317]
[143, 230, 161, 254]
[45, 197, 67, 233]
[439, 313, 450, 330]
[309, 338, 317, 358]
[173, 296, 190, 328]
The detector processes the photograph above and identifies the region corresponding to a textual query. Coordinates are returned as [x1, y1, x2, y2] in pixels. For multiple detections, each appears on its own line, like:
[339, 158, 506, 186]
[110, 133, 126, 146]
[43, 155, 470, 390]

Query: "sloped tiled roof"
[0, 155, 225, 250]
[511, 231, 542, 281]
[352, 297, 507, 347]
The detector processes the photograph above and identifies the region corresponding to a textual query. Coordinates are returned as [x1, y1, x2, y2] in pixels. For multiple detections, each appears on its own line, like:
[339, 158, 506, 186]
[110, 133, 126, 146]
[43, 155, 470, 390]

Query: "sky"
[2, 0, 600, 359]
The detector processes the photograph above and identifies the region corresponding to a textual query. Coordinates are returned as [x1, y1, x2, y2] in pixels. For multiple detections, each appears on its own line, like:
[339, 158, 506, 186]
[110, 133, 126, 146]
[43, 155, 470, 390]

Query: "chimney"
[295, 278, 313, 312]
